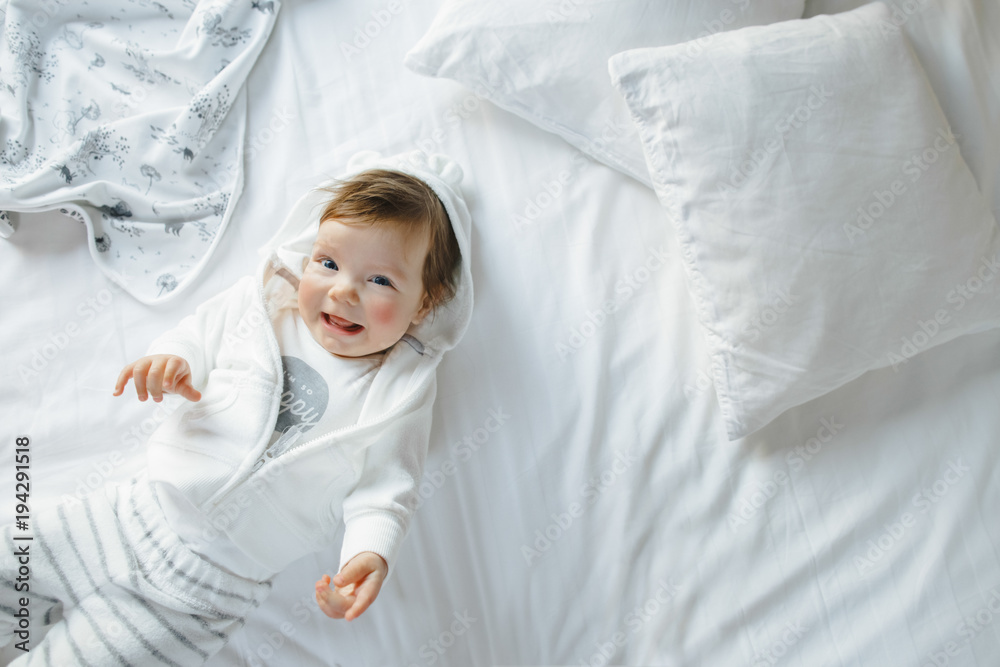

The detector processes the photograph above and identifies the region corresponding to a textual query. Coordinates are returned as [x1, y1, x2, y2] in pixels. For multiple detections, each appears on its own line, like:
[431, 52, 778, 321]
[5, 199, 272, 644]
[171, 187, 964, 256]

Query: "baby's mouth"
[324, 312, 363, 332]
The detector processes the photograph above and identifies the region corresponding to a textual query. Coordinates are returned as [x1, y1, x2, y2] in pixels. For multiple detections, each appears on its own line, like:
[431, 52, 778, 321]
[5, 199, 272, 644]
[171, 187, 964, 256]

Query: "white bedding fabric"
[403, 0, 806, 187]
[1, 0, 999, 665]
[609, 2, 1000, 441]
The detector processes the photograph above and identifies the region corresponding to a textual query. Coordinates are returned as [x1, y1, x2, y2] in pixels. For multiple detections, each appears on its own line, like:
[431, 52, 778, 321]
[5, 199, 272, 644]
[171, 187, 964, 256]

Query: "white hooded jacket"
[142, 150, 473, 580]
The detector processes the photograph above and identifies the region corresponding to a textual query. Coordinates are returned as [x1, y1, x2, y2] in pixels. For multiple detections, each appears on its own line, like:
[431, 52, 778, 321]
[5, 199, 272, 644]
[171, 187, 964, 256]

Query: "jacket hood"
[258, 149, 474, 361]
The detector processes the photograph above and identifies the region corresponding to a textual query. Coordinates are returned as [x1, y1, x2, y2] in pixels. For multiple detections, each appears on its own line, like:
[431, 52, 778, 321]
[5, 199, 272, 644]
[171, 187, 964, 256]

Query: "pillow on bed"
[609, 2, 1000, 441]
[403, 0, 805, 186]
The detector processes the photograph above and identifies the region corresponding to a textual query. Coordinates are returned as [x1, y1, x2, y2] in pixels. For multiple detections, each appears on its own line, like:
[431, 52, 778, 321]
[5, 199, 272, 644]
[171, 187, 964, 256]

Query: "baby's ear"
[413, 293, 433, 325]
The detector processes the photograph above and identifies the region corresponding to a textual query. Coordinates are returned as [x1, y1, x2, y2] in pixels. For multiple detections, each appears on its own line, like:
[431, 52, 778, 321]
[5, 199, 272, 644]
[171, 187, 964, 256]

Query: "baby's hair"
[318, 169, 461, 318]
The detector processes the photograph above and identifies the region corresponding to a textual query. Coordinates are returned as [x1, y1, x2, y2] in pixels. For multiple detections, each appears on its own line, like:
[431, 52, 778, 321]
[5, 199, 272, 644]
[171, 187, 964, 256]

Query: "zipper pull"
[251, 423, 307, 473]
[271, 423, 306, 457]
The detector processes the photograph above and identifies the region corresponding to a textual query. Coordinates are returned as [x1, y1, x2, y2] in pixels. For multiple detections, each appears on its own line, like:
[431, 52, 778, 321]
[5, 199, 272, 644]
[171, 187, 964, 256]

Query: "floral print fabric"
[0, 0, 280, 303]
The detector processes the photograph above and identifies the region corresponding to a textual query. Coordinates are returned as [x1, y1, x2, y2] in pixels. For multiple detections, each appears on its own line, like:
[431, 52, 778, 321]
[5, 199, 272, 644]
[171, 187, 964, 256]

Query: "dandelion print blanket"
[0, 0, 279, 304]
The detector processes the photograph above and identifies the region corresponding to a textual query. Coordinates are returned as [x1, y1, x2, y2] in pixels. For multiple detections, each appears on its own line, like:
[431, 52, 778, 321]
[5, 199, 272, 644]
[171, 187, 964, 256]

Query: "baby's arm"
[314, 551, 388, 621]
[113, 354, 202, 403]
[316, 388, 434, 619]
[337, 395, 433, 582]
[112, 274, 260, 399]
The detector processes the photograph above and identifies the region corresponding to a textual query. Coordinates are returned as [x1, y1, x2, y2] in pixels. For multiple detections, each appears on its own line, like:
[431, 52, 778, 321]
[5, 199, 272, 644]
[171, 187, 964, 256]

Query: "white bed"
[2, 0, 999, 665]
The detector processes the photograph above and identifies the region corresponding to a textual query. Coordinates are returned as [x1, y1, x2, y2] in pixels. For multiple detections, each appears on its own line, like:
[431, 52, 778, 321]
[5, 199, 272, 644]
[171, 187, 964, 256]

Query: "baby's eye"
[320, 258, 337, 271]
[372, 275, 392, 287]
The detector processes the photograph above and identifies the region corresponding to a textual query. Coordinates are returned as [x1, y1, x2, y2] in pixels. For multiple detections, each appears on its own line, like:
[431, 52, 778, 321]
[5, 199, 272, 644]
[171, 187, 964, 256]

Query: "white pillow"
[404, 0, 805, 186]
[609, 2, 1000, 440]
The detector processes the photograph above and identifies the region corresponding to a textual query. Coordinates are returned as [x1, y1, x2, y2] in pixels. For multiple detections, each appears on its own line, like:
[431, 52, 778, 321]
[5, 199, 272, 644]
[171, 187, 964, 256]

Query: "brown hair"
[319, 169, 462, 319]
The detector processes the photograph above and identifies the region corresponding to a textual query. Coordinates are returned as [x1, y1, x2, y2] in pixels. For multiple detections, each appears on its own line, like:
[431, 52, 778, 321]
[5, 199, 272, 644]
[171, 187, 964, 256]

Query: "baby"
[0, 150, 472, 665]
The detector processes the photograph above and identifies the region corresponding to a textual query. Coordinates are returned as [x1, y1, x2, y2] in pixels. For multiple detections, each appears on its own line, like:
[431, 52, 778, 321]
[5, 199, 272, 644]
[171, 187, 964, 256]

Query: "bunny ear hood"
[259, 150, 474, 358]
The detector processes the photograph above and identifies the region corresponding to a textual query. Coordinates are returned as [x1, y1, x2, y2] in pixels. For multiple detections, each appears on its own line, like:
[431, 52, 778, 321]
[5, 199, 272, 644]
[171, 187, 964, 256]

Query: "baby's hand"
[314, 552, 388, 621]
[113, 354, 202, 403]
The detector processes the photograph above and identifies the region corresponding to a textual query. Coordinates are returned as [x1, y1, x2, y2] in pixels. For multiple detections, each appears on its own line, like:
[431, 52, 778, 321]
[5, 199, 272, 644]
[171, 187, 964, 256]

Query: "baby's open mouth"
[324, 312, 363, 332]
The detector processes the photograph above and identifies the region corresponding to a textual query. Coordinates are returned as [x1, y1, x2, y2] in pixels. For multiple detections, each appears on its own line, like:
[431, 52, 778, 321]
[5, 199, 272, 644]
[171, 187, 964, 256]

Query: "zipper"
[204, 258, 293, 510]
[206, 373, 427, 513]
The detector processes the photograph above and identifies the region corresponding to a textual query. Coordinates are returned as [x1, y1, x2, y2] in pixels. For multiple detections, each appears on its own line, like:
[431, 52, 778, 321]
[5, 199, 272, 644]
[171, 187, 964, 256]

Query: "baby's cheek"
[368, 301, 398, 327]
[297, 277, 323, 319]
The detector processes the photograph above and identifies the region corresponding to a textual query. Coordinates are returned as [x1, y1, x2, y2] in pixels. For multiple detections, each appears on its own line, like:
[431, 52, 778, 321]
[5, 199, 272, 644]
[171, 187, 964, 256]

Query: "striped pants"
[0, 474, 272, 666]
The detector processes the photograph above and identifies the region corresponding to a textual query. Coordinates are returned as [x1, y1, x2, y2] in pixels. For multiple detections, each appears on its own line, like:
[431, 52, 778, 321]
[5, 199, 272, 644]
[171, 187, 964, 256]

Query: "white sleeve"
[144, 274, 257, 391]
[337, 381, 436, 582]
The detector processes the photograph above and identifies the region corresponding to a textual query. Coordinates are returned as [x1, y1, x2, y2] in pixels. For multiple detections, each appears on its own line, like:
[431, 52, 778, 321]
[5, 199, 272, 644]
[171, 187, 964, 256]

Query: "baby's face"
[298, 219, 431, 358]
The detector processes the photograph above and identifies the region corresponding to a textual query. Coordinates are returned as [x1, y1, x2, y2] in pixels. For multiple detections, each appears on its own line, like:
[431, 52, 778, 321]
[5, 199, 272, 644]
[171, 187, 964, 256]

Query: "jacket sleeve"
[143, 275, 258, 391]
[337, 379, 436, 582]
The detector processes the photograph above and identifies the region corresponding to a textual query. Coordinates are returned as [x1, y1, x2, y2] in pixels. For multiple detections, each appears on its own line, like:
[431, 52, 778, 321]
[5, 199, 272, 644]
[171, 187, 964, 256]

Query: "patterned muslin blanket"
[0, 0, 280, 303]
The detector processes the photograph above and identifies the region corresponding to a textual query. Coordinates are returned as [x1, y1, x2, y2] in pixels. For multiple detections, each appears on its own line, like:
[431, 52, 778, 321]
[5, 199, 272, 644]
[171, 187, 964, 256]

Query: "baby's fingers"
[343, 578, 378, 622]
[314, 577, 354, 619]
[175, 381, 202, 402]
[113, 364, 135, 396]
[144, 359, 167, 402]
[132, 358, 151, 401]
[163, 358, 201, 402]
[161, 357, 181, 391]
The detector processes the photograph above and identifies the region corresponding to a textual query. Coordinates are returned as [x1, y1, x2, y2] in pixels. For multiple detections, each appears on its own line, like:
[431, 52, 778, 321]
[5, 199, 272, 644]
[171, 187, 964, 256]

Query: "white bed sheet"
[2, 0, 999, 665]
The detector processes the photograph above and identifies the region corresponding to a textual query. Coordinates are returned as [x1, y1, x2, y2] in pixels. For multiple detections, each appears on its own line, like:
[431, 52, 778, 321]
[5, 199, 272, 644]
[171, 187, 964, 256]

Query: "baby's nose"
[329, 277, 359, 303]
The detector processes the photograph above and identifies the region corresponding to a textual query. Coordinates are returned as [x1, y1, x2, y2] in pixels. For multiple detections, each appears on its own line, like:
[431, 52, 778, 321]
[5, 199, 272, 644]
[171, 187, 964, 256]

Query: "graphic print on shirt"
[251, 356, 329, 472]
[275, 356, 329, 436]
